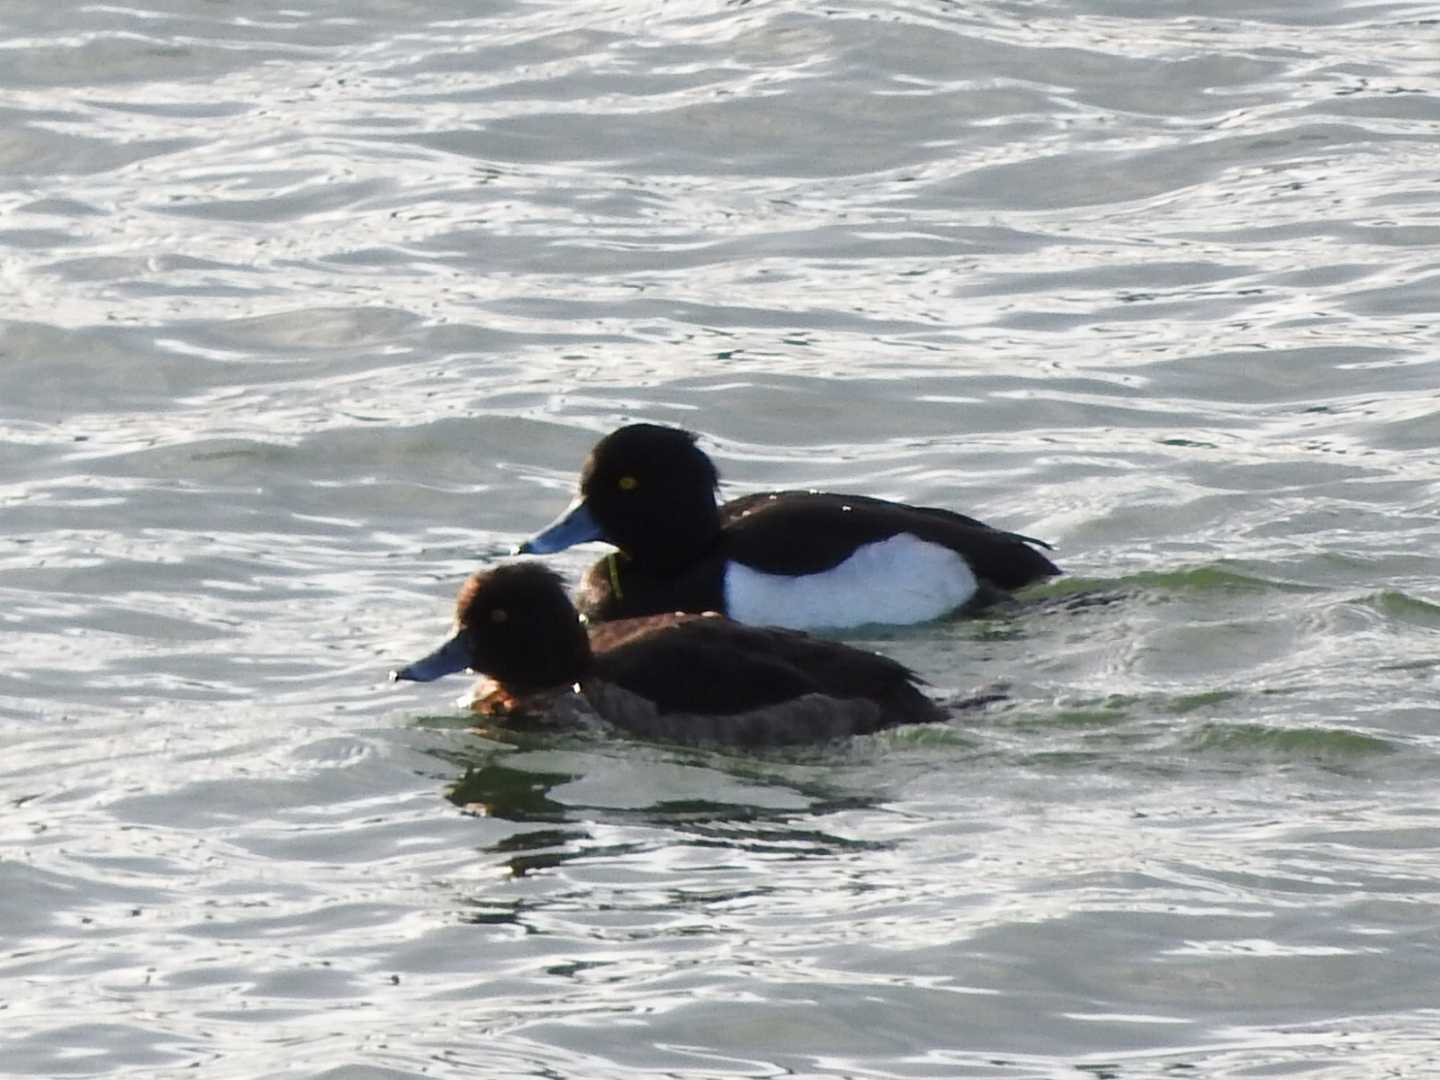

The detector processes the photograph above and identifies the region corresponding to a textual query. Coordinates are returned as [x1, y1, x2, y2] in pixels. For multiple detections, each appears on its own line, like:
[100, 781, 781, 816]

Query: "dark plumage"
[391, 563, 943, 746]
[516, 423, 1060, 627]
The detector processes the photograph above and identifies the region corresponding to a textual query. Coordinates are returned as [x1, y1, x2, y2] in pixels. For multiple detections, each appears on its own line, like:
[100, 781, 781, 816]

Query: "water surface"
[4, 1, 1440, 1077]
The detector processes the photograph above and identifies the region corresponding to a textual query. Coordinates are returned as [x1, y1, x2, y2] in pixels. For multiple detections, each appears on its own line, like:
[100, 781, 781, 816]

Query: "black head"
[576, 424, 723, 567]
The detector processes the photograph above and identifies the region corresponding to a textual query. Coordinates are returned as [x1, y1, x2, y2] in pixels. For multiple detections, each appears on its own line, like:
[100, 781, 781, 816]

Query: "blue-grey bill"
[390, 628, 474, 683]
[513, 497, 603, 555]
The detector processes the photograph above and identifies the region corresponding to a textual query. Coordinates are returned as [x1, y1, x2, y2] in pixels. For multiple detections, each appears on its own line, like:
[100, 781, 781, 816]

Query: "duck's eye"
[490, 608, 509, 624]
[618, 475, 639, 492]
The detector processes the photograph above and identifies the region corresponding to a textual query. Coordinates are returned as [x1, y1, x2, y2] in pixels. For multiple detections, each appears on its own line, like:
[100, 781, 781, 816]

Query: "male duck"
[391, 562, 944, 746]
[516, 423, 1060, 630]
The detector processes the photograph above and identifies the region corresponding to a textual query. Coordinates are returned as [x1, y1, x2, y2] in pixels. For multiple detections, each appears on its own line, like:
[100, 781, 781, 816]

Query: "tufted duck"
[516, 423, 1060, 629]
[391, 562, 944, 745]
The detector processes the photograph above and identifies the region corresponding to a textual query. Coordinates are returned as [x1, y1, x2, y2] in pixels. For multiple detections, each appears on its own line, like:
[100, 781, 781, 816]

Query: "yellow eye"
[618, 475, 639, 492]
[490, 608, 508, 624]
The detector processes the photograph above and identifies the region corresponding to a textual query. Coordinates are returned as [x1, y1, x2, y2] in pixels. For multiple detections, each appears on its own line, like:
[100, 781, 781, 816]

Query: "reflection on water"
[449, 756, 580, 821]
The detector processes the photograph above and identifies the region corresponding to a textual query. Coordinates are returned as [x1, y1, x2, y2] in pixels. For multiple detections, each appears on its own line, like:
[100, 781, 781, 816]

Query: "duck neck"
[626, 497, 722, 572]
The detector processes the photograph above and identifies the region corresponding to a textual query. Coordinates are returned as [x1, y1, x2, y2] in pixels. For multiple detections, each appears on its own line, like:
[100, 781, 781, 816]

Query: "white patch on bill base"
[724, 532, 978, 629]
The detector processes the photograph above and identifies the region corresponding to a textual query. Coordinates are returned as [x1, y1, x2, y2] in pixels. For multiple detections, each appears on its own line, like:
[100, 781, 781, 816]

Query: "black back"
[720, 491, 1061, 589]
[587, 615, 943, 744]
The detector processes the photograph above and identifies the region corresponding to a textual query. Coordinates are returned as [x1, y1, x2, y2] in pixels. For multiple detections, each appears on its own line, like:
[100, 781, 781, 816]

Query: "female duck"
[517, 423, 1060, 629]
[391, 562, 943, 746]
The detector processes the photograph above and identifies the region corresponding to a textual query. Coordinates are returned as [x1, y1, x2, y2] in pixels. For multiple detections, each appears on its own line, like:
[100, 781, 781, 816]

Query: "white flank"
[724, 532, 978, 630]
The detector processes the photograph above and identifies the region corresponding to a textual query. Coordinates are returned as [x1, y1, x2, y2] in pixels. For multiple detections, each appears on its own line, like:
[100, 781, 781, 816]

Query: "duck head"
[516, 424, 722, 569]
[392, 563, 592, 696]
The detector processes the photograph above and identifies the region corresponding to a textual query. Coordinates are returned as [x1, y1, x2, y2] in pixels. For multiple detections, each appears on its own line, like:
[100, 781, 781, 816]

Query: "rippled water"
[5, 1, 1440, 1077]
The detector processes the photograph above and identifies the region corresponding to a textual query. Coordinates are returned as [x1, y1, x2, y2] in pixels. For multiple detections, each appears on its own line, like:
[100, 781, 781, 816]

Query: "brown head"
[392, 563, 592, 696]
